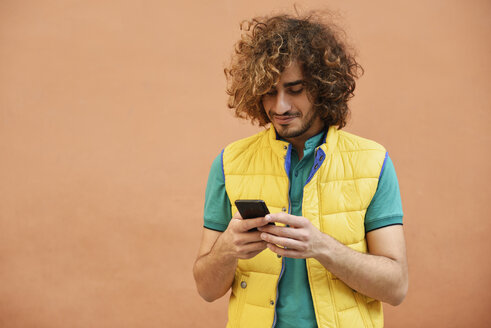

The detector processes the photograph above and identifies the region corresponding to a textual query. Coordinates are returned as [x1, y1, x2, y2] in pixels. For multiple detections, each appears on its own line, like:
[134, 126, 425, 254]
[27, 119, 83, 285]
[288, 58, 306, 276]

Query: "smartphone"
[234, 199, 274, 231]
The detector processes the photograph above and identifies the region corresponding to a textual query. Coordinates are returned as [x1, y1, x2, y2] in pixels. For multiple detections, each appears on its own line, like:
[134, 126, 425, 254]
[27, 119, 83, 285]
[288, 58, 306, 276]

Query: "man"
[193, 13, 408, 328]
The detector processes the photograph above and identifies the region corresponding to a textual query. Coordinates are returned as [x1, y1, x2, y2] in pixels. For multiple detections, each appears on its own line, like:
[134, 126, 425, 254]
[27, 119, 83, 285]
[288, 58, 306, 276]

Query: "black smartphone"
[234, 199, 274, 231]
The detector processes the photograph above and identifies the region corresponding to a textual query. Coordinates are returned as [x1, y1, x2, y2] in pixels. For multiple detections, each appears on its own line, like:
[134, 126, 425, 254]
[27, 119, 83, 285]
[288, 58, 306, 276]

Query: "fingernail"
[265, 215, 271, 221]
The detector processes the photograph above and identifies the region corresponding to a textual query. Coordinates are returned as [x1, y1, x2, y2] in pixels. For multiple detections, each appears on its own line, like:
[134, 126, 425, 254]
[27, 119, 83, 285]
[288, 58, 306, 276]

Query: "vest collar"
[267, 125, 290, 159]
[319, 125, 340, 159]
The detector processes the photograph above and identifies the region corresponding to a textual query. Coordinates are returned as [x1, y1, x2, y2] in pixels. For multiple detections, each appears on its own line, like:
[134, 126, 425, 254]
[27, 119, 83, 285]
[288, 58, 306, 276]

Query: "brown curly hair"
[224, 12, 363, 129]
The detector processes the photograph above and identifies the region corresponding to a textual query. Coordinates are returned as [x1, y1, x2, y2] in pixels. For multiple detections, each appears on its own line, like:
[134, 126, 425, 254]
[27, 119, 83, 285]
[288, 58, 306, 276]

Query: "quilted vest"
[222, 125, 387, 328]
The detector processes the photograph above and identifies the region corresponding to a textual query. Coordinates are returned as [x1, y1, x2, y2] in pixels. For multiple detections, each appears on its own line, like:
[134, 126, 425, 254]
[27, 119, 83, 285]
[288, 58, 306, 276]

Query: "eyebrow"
[283, 80, 304, 88]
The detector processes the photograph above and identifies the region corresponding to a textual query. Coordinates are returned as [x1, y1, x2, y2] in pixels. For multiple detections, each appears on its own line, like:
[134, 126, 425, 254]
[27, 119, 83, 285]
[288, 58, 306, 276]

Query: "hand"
[215, 212, 269, 260]
[258, 213, 331, 259]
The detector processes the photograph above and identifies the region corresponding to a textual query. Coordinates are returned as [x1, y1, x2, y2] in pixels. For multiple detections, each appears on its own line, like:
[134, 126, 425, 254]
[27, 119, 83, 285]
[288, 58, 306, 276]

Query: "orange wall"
[1, 1, 490, 327]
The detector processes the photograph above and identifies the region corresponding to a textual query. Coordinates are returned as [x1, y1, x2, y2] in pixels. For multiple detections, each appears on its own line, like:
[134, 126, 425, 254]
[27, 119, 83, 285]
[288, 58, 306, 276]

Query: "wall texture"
[1, 0, 490, 327]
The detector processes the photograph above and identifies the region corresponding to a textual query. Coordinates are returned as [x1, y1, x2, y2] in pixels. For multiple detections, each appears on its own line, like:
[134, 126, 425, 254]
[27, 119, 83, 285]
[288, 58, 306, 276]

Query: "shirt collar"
[275, 127, 328, 150]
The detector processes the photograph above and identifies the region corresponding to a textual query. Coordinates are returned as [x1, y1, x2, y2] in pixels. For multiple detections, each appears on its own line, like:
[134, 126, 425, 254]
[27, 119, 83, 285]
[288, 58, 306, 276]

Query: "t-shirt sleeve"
[203, 150, 232, 232]
[364, 153, 404, 232]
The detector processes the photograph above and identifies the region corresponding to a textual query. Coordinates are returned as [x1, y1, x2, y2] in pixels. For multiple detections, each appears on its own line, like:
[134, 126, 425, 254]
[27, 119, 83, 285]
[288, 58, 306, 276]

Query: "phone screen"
[235, 199, 270, 219]
[234, 200, 274, 231]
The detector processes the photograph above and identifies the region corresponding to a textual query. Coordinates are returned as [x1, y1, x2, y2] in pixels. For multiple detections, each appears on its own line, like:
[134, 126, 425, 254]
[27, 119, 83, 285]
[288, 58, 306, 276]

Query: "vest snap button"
[270, 300, 275, 305]
[314, 164, 319, 169]
[277, 254, 281, 258]
[283, 145, 287, 150]
[281, 207, 286, 212]
[240, 281, 247, 289]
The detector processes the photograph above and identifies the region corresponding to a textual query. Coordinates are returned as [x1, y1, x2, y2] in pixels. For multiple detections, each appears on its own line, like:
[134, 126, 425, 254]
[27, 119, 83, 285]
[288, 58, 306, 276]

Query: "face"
[261, 62, 324, 142]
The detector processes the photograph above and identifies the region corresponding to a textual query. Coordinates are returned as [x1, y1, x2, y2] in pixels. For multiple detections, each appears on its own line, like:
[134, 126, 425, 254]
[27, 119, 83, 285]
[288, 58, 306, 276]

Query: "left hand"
[258, 213, 331, 259]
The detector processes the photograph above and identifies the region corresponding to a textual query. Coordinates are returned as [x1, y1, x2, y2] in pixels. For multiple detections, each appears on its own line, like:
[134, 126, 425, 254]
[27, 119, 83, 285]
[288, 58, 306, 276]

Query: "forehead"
[278, 61, 304, 83]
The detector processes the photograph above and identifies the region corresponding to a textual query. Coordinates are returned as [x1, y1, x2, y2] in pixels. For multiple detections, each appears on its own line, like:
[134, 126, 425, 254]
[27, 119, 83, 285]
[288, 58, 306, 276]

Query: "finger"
[267, 243, 304, 259]
[242, 247, 267, 259]
[260, 232, 304, 250]
[265, 213, 308, 228]
[240, 217, 269, 232]
[240, 241, 267, 254]
[239, 230, 265, 243]
[258, 225, 299, 239]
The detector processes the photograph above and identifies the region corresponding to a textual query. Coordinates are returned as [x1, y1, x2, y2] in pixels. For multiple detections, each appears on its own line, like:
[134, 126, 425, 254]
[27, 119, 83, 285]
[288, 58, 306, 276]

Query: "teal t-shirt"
[203, 130, 403, 327]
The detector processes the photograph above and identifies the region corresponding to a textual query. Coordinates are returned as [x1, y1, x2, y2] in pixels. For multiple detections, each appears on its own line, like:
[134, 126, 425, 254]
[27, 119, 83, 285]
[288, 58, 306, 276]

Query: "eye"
[288, 87, 304, 95]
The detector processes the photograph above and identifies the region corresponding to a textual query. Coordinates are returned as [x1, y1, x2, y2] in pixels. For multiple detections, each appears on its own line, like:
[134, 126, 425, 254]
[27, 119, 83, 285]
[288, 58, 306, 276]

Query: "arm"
[193, 228, 236, 302]
[193, 214, 269, 302]
[258, 214, 408, 306]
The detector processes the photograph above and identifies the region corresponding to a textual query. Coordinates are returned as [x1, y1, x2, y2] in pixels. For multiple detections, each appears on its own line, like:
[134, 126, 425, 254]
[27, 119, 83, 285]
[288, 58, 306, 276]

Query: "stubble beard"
[272, 109, 320, 139]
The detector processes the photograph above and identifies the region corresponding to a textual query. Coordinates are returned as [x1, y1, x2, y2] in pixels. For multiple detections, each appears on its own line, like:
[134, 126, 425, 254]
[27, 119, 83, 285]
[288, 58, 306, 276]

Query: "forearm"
[193, 238, 237, 302]
[316, 235, 408, 306]
[194, 216, 270, 302]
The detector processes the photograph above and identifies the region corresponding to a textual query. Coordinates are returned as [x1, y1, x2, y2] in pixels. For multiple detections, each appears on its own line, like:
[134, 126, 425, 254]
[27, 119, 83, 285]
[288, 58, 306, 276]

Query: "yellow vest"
[222, 125, 386, 328]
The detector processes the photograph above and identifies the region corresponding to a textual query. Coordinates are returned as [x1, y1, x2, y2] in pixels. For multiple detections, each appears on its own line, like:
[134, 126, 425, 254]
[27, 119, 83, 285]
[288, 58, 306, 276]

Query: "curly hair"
[224, 12, 363, 129]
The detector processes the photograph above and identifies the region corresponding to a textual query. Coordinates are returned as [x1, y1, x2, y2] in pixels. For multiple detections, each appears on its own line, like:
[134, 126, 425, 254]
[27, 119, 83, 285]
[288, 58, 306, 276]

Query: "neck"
[284, 123, 325, 160]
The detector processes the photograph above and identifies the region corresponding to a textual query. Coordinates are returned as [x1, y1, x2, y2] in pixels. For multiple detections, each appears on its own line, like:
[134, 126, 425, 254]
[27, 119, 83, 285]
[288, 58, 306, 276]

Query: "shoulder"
[223, 129, 270, 162]
[209, 151, 224, 179]
[325, 128, 387, 176]
[336, 129, 386, 153]
[225, 129, 269, 152]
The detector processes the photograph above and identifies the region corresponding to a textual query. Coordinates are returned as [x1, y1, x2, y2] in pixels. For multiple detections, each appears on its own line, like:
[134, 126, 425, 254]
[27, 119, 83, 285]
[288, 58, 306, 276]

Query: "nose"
[272, 92, 291, 115]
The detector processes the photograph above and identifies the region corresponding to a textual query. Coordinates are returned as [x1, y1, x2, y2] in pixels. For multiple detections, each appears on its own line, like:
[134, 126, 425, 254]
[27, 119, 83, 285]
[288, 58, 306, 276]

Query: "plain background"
[1, 0, 490, 327]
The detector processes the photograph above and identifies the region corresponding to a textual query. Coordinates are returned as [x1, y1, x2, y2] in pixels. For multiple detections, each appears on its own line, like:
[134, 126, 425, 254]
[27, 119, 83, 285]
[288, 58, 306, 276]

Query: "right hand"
[216, 212, 269, 260]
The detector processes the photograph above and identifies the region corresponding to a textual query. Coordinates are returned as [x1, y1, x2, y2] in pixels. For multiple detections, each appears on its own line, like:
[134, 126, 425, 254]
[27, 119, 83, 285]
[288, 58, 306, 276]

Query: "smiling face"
[261, 62, 325, 144]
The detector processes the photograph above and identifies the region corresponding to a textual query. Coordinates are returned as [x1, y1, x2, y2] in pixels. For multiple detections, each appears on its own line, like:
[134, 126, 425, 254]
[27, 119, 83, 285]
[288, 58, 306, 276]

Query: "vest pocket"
[329, 276, 375, 327]
[230, 273, 249, 327]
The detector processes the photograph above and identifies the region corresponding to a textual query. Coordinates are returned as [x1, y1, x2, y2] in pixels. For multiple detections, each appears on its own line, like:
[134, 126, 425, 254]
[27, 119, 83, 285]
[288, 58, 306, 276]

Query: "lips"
[273, 115, 299, 124]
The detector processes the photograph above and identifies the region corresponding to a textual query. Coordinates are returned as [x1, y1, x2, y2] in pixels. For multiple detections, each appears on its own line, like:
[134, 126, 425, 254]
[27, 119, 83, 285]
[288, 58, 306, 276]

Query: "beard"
[270, 108, 320, 139]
